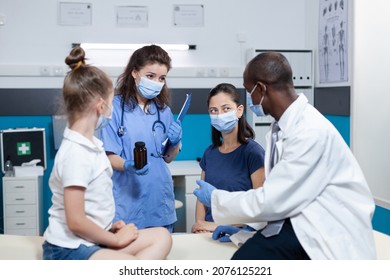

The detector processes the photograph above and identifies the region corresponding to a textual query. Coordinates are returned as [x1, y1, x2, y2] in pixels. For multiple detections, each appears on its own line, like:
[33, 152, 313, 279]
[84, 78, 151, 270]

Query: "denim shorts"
[42, 241, 102, 260]
[164, 224, 174, 233]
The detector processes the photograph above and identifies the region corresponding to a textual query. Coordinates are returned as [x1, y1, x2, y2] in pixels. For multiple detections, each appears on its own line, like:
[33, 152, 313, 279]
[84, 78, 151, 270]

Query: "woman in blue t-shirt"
[192, 83, 265, 233]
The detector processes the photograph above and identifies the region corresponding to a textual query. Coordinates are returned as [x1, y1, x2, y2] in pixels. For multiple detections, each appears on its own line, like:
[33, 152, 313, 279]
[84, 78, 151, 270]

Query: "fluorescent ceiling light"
[74, 43, 196, 51]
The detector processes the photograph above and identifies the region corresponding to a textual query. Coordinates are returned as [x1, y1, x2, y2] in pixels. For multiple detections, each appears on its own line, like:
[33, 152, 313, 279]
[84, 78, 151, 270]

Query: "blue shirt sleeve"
[245, 139, 265, 175]
[199, 145, 213, 172]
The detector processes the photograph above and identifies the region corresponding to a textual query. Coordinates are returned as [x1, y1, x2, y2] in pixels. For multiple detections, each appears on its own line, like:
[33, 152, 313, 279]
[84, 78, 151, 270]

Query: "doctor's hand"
[167, 120, 182, 146]
[193, 179, 216, 208]
[212, 225, 254, 243]
[212, 225, 241, 242]
[124, 160, 151, 175]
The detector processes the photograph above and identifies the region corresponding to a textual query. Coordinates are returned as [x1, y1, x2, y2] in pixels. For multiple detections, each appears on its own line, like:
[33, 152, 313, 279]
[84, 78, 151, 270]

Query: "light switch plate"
[0, 15, 6, 25]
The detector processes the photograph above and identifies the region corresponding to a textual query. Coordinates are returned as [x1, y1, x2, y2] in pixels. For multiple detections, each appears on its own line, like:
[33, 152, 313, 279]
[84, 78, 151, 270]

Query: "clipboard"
[177, 93, 192, 123]
[162, 93, 192, 156]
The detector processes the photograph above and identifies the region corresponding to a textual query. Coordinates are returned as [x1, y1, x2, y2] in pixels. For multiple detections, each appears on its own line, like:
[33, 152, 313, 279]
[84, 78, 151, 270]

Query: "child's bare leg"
[89, 249, 138, 260]
[89, 227, 171, 260]
[120, 227, 172, 259]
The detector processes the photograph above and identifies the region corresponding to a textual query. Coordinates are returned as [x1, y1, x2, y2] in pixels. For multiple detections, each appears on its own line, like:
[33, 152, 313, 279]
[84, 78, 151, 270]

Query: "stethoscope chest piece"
[117, 125, 126, 137]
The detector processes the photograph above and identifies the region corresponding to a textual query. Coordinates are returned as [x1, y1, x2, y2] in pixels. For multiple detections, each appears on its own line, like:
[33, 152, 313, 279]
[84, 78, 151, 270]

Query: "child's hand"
[110, 220, 126, 233]
[114, 223, 139, 248]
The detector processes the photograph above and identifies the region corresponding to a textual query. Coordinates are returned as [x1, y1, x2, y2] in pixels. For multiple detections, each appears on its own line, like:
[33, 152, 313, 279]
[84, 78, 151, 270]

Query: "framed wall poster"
[58, 2, 92, 26]
[173, 4, 204, 27]
[318, 0, 348, 83]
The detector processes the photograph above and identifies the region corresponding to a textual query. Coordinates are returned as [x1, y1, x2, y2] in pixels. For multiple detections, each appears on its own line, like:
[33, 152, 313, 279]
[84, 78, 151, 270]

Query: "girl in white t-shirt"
[42, 46, 172, 260]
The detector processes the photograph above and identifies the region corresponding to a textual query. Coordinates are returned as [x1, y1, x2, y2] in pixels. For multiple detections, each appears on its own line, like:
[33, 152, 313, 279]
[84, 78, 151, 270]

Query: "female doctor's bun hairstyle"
[116, 44, 172, 111]
[208, 83, 255, 147]
[62, 46, 113, 122]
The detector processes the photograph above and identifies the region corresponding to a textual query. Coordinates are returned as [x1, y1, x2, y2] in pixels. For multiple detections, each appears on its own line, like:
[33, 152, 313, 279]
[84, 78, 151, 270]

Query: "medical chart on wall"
[318, 0, 348, 83]
[173, 5, 204, 27]
[116, 6, 148, 27]
[58, 2, 92, 26]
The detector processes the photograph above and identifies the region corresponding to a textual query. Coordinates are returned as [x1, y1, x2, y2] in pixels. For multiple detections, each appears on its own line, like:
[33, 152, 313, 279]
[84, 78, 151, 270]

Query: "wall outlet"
[195, 68, 205, 77]
[237, 33, 247, 43]
[207, 67, 218, 77]
[40, 66, 50, 76]
[219, 67, 229, 77]
[53, 67, 64, 76]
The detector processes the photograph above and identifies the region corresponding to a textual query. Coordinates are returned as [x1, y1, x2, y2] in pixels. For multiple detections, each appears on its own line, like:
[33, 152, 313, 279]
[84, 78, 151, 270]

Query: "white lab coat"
[211, 94, 376, 259]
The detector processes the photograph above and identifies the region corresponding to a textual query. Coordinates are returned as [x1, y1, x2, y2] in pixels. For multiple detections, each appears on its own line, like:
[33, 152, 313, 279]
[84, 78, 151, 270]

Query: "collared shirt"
[44, 127, 114, 248]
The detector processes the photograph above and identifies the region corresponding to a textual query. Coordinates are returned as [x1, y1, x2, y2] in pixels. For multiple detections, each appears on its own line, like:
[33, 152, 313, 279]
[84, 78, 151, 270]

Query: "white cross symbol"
[18, 143, 30, 154]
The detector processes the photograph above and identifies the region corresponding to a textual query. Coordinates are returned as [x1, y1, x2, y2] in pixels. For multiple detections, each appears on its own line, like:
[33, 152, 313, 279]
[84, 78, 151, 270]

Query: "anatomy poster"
[318, 0, 348, 83]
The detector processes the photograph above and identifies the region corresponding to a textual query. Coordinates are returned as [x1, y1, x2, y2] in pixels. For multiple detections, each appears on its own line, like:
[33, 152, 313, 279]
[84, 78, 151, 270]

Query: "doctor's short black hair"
[246, 52, 294, 91]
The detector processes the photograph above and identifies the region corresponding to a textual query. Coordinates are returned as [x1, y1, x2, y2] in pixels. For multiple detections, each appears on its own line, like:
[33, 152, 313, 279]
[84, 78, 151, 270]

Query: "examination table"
[0, 231, 389, 260]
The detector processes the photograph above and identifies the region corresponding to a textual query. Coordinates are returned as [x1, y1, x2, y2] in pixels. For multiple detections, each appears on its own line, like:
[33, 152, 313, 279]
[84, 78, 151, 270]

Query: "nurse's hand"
[168, 120, 182, 146]
[124, 160, 151, 175]
[193, 179, 216, 208]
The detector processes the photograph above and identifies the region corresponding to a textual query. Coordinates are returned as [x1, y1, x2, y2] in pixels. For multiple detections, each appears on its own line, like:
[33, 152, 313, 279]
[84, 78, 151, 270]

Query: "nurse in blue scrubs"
[99, 45, 182, 232]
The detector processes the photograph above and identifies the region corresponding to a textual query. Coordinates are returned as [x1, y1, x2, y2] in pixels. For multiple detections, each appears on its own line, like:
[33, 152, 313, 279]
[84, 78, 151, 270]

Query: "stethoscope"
[117, 100, 168, 158]
[117, 100, 126, 137]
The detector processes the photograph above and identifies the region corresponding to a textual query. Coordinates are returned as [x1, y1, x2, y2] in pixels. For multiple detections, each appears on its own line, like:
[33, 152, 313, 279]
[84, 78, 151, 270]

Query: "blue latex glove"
[193, 179, 216, 208]
[167, 120, 182, 146]
[212, 225, 254, 243]
[123, 160, 150, 175]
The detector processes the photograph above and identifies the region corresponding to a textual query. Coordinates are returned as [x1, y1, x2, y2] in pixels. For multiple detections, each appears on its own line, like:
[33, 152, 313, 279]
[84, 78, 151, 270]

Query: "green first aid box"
[0, 128, 46, 174]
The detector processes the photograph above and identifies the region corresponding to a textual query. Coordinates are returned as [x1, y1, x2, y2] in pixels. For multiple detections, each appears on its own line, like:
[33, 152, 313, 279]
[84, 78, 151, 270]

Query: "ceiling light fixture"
[72, 43, 196, 51]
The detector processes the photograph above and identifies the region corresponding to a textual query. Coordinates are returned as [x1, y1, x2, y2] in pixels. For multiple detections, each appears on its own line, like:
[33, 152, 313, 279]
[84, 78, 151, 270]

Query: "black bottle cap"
[135, 141, 145, 148]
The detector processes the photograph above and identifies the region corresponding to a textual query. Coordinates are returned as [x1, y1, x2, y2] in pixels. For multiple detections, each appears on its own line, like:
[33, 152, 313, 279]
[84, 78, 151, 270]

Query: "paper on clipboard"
[177, 93, 192, 123]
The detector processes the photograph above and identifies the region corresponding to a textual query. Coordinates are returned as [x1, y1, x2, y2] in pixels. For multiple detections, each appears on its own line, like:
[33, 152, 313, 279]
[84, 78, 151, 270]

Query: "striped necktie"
[270, 122, 280, 169]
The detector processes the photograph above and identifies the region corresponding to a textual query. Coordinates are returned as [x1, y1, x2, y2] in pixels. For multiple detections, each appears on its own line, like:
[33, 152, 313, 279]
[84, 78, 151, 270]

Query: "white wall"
[353, 1, 390, 208]
[3, 1, 388, 206]
[0, 0, 310, 88]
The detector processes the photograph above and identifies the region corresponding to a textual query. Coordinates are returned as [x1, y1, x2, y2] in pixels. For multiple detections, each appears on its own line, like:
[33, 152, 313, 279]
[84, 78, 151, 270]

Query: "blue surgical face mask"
[247, 84, 266, 117]
[137, 76, 164, 100]
[210, 110, 238, 134]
